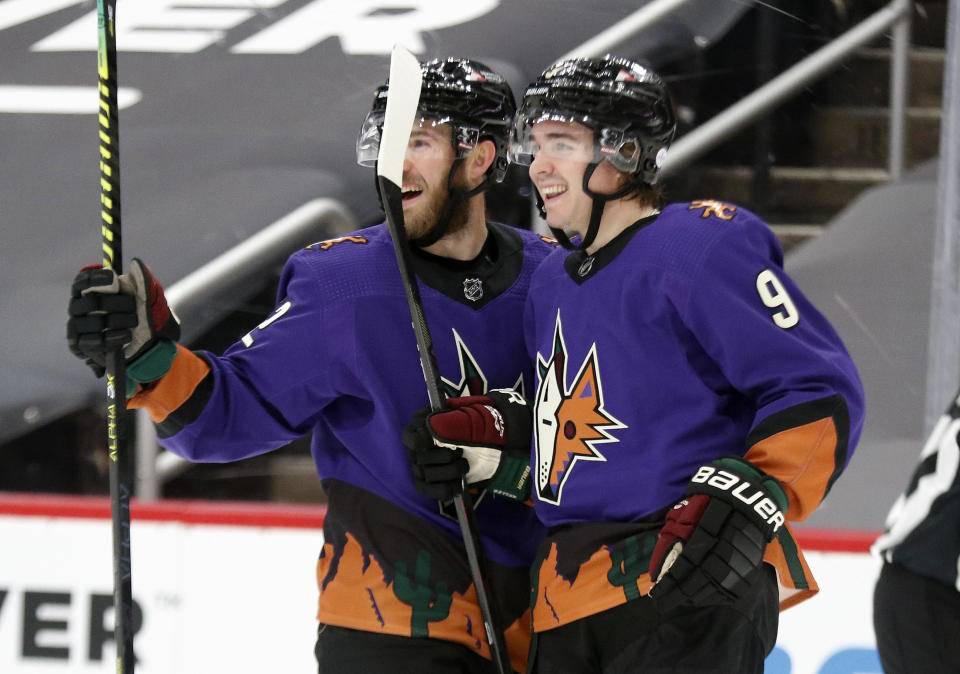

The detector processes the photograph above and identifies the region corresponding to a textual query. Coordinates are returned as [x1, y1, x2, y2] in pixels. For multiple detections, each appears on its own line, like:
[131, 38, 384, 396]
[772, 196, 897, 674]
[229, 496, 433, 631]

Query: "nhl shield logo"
[463, 277, 483, 302]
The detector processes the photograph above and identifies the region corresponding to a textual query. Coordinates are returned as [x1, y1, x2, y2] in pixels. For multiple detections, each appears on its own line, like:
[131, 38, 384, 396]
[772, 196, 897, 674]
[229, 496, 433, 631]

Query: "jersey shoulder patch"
[687, 199, 738, 221]
[306, 234, 369, 251]
[512, 226, 560, 268]
[286, 225, 395, 299]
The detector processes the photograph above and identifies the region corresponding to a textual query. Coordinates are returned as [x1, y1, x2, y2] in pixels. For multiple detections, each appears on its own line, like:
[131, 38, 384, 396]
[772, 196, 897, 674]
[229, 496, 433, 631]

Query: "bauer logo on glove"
[688, 462, 786, 533]
[648, 456, 788, 612]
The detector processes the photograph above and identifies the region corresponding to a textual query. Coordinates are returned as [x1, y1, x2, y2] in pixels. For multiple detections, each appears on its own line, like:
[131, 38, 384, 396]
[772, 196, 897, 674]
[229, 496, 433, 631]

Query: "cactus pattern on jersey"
[606, 535, 654, 600]
[393, 549, 453, 637]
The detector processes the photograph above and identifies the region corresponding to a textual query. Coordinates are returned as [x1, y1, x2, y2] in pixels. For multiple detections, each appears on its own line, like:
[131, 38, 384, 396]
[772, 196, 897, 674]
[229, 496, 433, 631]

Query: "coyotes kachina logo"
[439, 329, 523, 399]
[534, 311, 625, 505]
[437, 329, 523, 518]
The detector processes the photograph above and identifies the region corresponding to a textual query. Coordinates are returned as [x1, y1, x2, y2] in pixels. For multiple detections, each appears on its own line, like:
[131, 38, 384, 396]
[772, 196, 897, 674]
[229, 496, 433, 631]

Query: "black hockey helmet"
[509, 55, 676, 250]
[357, 57, 516, 183]
[509, 55, 676, 184]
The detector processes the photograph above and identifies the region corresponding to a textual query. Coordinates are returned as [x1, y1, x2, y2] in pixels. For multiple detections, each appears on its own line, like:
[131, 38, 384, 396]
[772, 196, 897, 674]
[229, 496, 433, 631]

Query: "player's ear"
[465, 139, 496, 185]
[588, 159, 630, 195]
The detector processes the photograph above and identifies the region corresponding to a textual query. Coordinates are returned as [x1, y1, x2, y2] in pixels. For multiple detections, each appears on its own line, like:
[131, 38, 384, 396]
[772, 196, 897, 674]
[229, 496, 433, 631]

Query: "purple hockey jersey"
[522, 200, 864, 630]
[130, 221, 555, 667]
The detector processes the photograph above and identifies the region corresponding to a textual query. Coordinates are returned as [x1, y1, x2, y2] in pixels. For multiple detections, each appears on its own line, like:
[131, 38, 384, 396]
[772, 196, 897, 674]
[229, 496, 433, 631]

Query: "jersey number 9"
[756, 269, 799, 329]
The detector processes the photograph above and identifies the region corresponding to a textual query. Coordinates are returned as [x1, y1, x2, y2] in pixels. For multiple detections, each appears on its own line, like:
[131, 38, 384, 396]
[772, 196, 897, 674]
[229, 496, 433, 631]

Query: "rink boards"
[0, 494, 882, 674]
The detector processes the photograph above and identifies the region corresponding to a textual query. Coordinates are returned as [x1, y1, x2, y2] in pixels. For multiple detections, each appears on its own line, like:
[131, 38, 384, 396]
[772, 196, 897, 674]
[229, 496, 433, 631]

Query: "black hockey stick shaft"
[377, 45, 512, 674]
[97, 1, 136, 671]
[379, 179, 514, 674]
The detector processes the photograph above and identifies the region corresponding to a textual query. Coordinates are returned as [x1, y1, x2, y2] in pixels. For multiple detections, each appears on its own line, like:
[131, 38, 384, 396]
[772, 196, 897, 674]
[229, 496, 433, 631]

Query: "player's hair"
[625, 181, 667, 210]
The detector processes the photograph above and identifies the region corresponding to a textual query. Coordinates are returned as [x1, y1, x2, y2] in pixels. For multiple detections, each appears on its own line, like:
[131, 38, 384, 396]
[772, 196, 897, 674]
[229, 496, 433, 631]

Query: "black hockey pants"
[527, 563, 779, 674]
[315, 623, 506, 673]
[874, 561, 960, 674]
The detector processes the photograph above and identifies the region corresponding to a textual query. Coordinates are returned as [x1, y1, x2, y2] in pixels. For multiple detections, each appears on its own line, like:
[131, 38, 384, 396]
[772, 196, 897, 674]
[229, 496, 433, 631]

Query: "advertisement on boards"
[0, 496, 882, 673]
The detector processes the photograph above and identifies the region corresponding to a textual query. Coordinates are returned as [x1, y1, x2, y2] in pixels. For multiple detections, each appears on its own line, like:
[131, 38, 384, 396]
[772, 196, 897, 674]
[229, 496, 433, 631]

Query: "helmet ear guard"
[596, 127, 645, 174]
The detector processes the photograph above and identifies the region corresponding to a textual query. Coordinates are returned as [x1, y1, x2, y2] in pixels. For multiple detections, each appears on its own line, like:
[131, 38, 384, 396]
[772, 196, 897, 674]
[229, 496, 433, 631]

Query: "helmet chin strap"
[548, 162, 638, 251]
[409, 158, 491, 249]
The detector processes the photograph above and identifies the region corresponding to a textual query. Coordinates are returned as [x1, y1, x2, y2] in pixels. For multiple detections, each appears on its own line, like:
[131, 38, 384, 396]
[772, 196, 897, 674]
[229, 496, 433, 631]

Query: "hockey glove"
[67, 258, 180, 397]
[648, 456, 787, 613]
[402, 389, 533, 502]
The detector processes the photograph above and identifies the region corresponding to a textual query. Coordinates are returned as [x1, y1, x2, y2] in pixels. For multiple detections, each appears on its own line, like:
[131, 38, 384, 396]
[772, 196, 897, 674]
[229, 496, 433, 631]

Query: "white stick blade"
[377, 44, 422, 186]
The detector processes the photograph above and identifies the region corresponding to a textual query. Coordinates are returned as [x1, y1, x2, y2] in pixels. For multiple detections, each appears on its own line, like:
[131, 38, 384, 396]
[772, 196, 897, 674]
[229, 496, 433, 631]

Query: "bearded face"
[400, 121, 471, 242]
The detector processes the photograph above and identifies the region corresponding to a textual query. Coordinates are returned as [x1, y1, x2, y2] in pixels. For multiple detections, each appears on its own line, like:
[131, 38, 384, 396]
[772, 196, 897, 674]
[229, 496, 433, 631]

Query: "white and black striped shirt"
[872, 387, 960, 591]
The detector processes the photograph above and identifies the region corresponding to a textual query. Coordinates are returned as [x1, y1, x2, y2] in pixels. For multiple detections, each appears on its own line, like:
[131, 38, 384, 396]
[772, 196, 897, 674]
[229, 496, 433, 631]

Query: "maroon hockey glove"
[402, 389, 533, 501]
[648, 456, 787, 612]
[67, 258, 180, 396]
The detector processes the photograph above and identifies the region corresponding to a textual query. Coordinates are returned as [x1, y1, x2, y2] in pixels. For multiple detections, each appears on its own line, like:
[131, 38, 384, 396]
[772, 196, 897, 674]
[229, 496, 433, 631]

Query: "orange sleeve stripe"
[127, 345, 210, 423]
[746, 417, 839, 521]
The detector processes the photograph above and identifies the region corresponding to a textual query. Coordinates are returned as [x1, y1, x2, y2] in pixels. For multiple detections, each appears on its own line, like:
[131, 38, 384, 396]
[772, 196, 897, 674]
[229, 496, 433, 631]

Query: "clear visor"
[508, 112, 641, 173]
[356, 112, 478, 167]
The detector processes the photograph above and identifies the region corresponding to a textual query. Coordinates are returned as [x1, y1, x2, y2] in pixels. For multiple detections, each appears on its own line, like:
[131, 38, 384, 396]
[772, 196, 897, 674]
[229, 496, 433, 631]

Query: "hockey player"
[66, 58, 556, 674]
[405, 56, 865, 673]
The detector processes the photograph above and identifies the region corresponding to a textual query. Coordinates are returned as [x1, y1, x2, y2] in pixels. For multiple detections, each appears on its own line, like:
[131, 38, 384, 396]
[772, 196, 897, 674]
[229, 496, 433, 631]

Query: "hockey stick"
[97, 1, 136, 671]
[377, 44, 512, 674]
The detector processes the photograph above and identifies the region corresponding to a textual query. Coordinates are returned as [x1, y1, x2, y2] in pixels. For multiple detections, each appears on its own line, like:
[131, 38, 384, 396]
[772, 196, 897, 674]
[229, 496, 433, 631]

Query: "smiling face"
[528, 120, 627, 234]
[400, 120, 460, 240]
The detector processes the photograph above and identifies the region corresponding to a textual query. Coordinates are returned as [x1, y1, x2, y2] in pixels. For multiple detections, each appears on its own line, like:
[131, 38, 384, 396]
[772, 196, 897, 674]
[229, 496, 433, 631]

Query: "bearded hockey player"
[67, 57, 556, 674]
[405, 55, 864, 673]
